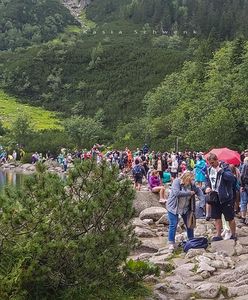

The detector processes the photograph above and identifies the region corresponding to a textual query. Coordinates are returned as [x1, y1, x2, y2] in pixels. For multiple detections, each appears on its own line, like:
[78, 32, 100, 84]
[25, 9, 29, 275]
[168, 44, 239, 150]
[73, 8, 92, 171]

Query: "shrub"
[0, 160, 137, 299]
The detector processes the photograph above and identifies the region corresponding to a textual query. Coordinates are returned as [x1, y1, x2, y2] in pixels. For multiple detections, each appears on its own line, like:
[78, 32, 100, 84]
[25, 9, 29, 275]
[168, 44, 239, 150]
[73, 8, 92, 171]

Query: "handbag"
[206, 191, 219, 204]
[187, 195, 196, 229]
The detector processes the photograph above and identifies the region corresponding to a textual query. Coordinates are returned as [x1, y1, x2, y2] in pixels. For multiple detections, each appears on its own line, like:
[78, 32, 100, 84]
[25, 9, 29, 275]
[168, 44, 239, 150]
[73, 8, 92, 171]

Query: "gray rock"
[132, 217, 147, 227]
[143, 218, 154, 225]
[156, 214, 169, 225]
[238, 236, 248, 246]
[137, 238, 165, 253]
[149, 256, 175, 272]
[153, 290, 168, 300]
[195, 283, 220, 299]
[228, 285, 248, 297]
[197, 261, 215, 273]
[185, 248, 206, 260]
[139, 207, 167, 222]
[209, 239, 236, 256]
[133, 191, 163, 216]
[174, 263, 195, 277]
[134, 227, 157, 238]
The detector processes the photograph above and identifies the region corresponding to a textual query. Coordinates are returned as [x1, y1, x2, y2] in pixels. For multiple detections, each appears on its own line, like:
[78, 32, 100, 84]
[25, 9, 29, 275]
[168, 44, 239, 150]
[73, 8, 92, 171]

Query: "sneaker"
[211, 236, 223, 242]
[168, 244, 175, 252]
[206, 216, 211, 221]
[221, 229, 227, 238]
[230, 235, 237, 241]
[224, 231, 232, 240]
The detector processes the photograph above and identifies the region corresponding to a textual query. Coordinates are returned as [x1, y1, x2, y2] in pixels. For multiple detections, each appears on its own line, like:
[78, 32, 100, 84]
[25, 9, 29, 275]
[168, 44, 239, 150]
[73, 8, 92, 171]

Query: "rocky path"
[131, 193, 248, 300]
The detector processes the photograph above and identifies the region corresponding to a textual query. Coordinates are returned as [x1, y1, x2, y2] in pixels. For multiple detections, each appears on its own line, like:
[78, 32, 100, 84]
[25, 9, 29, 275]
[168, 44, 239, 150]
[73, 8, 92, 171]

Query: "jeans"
[168, 211, 194, 243]
[240, 190, 248, 212]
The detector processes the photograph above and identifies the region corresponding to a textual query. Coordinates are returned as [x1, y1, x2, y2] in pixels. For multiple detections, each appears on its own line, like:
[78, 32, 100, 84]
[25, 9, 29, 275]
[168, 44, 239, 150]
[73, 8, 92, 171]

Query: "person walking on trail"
[166, 171, 205, 252]
[132, 159, 146, 191]
[205, 153, 237, 241]
[240, 157, 248, 224]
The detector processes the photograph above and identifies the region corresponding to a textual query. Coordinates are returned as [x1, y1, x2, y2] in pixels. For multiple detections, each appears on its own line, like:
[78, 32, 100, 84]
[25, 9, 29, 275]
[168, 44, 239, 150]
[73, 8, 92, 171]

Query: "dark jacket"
[206, 166, 235, 204]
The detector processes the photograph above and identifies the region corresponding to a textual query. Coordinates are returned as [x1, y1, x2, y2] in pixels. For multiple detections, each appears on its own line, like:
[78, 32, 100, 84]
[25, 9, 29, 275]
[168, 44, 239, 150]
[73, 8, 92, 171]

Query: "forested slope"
[0, 0, 78, 50]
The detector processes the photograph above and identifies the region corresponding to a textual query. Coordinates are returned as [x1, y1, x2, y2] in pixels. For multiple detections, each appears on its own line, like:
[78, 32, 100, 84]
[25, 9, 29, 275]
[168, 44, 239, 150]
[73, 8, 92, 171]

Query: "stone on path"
[209, 239, 236, 256]
[139, 207, 167, 222]
[195, 283, 221, 299]
[134, 191, 163, 216]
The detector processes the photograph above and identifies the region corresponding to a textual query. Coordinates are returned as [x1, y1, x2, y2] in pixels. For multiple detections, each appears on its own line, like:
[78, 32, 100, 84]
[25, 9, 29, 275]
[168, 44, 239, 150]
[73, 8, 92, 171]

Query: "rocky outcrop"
[130, 203, 248, 300]
[61, 0, 92, 23]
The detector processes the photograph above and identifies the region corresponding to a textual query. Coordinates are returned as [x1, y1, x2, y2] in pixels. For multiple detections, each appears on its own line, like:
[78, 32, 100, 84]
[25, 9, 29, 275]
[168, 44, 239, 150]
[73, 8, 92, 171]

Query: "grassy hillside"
[0, 90, 62, 130]
[0, 21, 189, 129]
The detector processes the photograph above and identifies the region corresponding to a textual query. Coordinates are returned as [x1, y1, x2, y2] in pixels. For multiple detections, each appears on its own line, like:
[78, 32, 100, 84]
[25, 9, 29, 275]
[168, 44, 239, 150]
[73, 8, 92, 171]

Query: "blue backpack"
[183, 237, 208, 253]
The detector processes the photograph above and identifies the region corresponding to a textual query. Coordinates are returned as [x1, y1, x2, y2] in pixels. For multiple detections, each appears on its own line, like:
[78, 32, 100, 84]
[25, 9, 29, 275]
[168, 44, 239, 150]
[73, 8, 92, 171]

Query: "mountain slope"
[0, 0, 78, 50]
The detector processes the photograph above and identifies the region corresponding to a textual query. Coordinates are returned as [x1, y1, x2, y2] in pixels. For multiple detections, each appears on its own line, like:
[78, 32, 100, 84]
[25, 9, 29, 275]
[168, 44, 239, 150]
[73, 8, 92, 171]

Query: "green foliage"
[123, 259, 160, 285]
[0, 90, 62, 131]
[63, 115, 104, 148]
[0, 0, 78, 50]
[20, 152, 32, 163]
[0, 25, 187, 132]
[143, 40, 248, 150]
[0, 160, 137, 299]
[87, 0, 248, 39]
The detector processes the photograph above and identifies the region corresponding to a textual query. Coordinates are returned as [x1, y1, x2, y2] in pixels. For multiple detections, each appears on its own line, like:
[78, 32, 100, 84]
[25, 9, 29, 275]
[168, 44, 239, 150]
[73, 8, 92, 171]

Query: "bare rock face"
[61, 0, 92, 23]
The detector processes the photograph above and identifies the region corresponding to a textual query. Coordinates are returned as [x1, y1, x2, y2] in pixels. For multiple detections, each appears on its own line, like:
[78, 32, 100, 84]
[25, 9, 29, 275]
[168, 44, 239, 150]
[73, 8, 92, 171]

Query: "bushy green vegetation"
[0, 90, 62, 130]
[0, 0, 78, 50]
[0, 22, 188, 130]
[141, 38, 248, 150]
[0, 160, 157, 299]
[87, 0, 248, 39]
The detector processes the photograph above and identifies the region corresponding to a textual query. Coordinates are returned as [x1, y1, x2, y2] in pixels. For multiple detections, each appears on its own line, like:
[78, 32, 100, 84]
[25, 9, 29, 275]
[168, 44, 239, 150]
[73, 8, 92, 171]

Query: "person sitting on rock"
[166, 171, 205, 252]
[149, 170, 167, 203]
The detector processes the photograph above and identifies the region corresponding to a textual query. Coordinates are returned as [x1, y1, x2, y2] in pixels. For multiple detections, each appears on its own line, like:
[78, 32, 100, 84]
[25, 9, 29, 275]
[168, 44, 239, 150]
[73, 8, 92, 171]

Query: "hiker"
[205, 153, 237, 241]
[148, 169, 167, 203]
[194, 154, 207, 187]
[132, 159, 146, 191]
[166, 171, 205, 252]
[240, 157, 248, 224]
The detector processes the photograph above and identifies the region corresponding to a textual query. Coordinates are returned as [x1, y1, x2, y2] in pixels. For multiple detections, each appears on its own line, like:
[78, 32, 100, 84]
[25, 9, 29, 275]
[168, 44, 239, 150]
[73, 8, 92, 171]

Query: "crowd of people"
[1, 143, 248, 252]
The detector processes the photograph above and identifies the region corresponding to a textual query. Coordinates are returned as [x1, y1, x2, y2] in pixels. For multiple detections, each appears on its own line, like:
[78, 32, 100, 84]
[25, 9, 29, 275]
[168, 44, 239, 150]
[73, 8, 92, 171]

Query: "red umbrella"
[205, 147, 241, 165]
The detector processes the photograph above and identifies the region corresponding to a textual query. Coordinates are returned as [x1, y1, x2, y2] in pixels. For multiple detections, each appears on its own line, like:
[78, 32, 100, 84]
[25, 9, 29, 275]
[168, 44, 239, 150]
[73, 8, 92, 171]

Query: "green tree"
[10, 113, 34, 146]
[0, 160, 137, 299]
[63, 116, 103, 148]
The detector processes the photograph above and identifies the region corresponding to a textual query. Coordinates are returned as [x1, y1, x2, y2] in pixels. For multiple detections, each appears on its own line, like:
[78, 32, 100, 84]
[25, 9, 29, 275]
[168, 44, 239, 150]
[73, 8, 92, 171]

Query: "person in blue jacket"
[194, 154, 207, 187]
[205, 153, 237, 241]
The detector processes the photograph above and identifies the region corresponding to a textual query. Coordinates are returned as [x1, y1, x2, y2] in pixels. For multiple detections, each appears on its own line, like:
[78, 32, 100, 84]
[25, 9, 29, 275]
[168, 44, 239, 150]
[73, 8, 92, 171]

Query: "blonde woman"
[166, 171, 205, 251]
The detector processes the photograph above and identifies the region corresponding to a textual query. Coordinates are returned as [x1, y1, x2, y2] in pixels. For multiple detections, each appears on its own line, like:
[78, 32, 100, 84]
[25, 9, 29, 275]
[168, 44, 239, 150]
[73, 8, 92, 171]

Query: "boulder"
[195, 283, 220, 299]
[174, 263, 195, 277]
[156, 214, 169, 225]
[139, 207, 167, 222]
[134, 191, 163, 216]
[185, 248, 206, 260]
[134, 227, 157, 238]
[209, 239, 236, 256]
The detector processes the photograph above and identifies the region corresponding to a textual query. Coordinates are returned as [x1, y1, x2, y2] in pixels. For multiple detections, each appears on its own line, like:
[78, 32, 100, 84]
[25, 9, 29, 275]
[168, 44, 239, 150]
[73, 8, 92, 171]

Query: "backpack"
[183, 237, 208, 253]
[133, 165, 143, 176]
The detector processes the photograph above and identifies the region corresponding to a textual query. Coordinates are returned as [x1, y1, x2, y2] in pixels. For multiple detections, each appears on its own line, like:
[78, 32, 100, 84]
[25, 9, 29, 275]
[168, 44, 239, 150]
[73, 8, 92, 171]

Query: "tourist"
[194, 154, 207, 187]
[240, 157, 248, 224]
[205, 153, 237, 241]
[166, 171, 205, 252]
[132, 159, 146, 191]
[148, 169, 166, 203]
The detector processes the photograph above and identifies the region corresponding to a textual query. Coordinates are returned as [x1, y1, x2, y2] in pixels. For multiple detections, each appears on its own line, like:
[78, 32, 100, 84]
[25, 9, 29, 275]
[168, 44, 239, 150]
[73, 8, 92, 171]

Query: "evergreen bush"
[0, 160, 138, 299]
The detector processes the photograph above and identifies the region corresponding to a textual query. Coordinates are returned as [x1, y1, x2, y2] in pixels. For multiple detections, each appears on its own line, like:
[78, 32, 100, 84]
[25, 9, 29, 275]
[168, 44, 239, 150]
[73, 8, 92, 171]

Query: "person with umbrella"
[205, 153, 237, 241]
